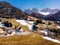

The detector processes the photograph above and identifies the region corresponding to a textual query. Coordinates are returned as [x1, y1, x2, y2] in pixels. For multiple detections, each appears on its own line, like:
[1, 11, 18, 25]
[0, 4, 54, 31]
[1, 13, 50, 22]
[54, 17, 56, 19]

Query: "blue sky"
[0, 0, 60, 10]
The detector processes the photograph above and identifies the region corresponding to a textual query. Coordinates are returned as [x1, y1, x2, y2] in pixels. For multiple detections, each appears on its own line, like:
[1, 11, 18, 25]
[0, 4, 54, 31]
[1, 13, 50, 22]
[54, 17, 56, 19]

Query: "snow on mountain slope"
[38, 11, 50, 16]
[40, 12, 50, 15]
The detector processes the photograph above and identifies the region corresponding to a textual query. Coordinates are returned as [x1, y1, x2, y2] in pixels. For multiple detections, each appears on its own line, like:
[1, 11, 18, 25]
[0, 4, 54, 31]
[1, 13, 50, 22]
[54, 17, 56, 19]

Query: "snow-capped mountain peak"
[24, 8, 38, 14]
[24, 8, 60, 16]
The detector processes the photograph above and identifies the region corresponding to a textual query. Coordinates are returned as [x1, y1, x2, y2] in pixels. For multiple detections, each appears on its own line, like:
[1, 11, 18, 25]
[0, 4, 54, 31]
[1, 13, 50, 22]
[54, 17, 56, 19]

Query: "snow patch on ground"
[16, 31, 31, 35]
[7, 31, 15, 36]
[40, 30, 60, 43]
[56, 25, 60, 28]
[16, 20, 27, 25]
[43, 36, 60, 43]
[40, 30, 48, 35]
[16, 20, 34, 30]
[0, 22, 5, 28]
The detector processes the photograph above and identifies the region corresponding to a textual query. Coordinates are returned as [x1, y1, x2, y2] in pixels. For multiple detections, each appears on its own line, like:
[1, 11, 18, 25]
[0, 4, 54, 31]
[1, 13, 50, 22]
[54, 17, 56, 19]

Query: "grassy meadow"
[0, 34, 60, 45]
[0, 18, 60, 45]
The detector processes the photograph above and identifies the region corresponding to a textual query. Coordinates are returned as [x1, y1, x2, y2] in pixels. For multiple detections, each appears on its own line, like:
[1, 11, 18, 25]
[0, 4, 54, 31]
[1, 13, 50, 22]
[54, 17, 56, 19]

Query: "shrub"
[3, 21, 12, 27]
